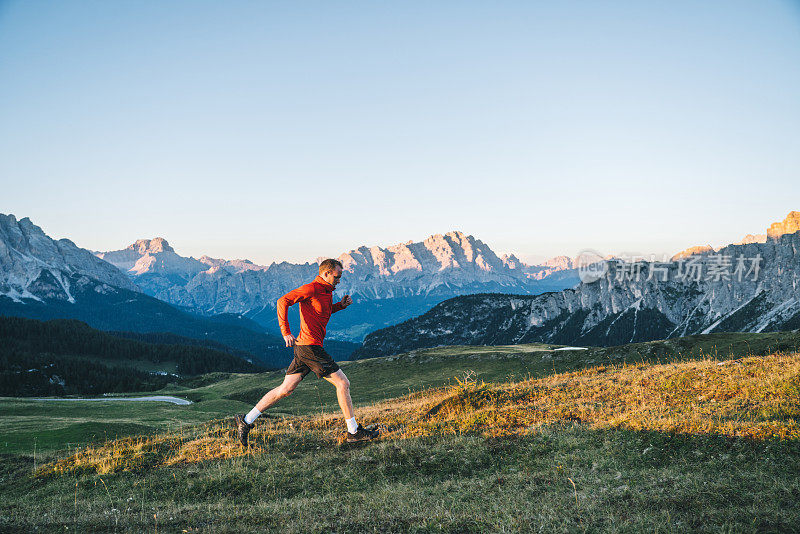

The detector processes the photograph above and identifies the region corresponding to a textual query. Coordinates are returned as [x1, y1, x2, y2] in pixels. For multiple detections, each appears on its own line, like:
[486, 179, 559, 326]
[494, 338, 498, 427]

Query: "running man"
[234, 259, 379, 446]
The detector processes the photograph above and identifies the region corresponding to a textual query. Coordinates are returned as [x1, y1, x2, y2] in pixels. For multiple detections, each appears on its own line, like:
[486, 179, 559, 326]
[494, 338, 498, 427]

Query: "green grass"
[2, 425, 798, 532]
[576, 330, 800, 363]
[1, 332, 800, 532]
[4, 332, 798, 457]
[1, 342, 566, 456]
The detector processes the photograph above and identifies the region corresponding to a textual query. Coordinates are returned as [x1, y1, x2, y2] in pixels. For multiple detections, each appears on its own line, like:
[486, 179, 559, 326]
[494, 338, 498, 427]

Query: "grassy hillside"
[0, 342, 562, 455]
[1, 331, 799, 531]
[3, 331, 796, 456]
[2, 349, 798, 532]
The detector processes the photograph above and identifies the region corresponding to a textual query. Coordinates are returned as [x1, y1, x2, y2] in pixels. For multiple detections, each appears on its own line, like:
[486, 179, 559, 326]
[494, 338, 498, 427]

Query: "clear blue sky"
[1, 1, 799, 265]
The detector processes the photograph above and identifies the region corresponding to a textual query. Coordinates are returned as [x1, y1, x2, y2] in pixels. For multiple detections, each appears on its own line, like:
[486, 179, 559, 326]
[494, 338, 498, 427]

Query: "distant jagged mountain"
[0, 214, 139, 302]
[354, 212, 800, 358]
[0, 214, 312, 368]
[96, 230, 579, 340]
[96, 237, 208, 277]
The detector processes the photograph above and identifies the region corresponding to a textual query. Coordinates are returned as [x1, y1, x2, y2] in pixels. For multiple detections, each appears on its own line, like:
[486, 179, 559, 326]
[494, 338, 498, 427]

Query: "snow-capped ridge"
[0, 213, 139, 303]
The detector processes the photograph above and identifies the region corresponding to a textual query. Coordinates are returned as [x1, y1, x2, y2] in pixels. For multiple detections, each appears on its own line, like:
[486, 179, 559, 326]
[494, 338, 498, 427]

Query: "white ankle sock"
[346, 416, 358, 434]
[244, 407, 261, 425]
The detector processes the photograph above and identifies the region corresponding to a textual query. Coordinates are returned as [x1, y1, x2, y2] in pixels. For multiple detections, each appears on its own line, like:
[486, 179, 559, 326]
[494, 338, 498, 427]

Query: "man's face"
[322, 265, 343, 287]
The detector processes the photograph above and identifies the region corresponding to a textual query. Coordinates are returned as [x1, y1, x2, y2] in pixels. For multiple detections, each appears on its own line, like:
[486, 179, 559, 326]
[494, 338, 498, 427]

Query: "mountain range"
[0, 214, 301, 368]
[354, 211, 800, 358]
[94, 230, 580, 341]
[6, 210, 800, 366]
[0, 213, 576, 365]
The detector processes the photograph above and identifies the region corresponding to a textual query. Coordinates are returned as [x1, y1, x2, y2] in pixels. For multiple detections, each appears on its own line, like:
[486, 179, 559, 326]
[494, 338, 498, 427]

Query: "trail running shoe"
[345, 423, 379, 443]
[234, 413, 254, 447]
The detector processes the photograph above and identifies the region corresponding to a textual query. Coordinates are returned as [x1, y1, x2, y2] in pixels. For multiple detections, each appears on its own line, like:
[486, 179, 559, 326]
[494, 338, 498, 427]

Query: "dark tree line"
[0, 316, 264, 396]
[107, 330, 255, 360]
[0, 352, 172, 396]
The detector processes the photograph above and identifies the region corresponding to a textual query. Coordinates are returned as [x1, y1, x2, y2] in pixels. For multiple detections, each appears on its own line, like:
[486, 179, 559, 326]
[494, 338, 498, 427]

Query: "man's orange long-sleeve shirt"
[277, 275, 344, 345]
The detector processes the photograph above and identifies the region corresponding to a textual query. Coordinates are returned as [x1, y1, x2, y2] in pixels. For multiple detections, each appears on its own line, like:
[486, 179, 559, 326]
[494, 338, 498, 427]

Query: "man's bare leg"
[235, 373, 305, 446]
[325, 369, 378, 440]
[253, 372, 304, 413]
[323, 369, 354, 419]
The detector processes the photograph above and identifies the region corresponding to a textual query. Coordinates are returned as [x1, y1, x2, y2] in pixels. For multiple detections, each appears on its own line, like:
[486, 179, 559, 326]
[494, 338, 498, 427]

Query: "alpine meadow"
[2, 2, 800, 532]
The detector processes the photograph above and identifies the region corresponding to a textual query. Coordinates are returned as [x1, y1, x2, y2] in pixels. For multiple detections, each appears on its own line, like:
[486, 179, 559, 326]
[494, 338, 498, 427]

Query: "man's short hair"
[319, 258, 343, 274]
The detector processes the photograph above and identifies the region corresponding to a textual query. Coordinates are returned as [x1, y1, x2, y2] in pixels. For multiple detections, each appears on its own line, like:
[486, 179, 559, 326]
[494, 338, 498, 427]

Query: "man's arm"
[332, 294, 352, 313]
[277, 284, 314, 338]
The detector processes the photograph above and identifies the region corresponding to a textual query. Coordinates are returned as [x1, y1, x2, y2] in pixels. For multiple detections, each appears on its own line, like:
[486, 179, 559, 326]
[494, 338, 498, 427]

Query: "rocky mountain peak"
[421, 230, 501, 271]
[128, 237, 173, 254]
[1, 213, 139, 302]
[543, 256, 574, 269]
[671, 245, 715, 261]
[669, 211, 799, 262]
[199, 256, 264, 273]
[500, 253, 523, 270]
[98, 237, 205, 276]
[735, 234, 767, 245]
[767, 211, 800, 240]
[443, 230, 471, 242]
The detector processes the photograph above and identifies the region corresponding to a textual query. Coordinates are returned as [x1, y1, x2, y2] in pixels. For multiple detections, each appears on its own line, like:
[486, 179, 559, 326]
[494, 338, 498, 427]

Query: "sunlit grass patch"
[35, 416, 348, 476]
[375, 352, 800, 441]
[37, 352, 800, 477]
[162, 423, 257, 466]
[37, 434, 181, 476]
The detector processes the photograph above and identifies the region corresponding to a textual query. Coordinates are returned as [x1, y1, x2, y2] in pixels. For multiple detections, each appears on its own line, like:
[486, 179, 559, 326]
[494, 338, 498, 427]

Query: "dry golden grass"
[38, 352, 800, 477]
[382, 352, 800, 441]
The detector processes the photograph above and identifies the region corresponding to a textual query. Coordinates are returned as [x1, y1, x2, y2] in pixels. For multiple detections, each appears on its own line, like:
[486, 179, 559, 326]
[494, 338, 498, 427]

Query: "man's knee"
[277, 381, 298, 398]
[336, 376, 350, 391]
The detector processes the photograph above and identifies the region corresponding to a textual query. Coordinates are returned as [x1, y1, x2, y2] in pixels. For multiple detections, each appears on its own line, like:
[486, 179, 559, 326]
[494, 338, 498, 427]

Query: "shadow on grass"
[3, 424, 799, 532]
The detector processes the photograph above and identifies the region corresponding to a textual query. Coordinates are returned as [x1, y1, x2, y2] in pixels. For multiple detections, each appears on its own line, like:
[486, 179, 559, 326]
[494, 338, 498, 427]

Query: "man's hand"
[283, 334, 296, 347]
[340, 295, 353, 308]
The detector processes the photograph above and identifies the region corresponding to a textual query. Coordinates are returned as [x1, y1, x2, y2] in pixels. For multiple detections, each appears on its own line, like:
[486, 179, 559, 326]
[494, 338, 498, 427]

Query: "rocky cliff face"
[330, 231, 558, 298]
[96, 238, 208, 277]
[767, 211, 800, 239]
[672, 245, 715, 261]
[0, 214, 139, 303]
[354, 212, 800, 358]
[96, 230, 579, 339]
[522, 255, 575, 281]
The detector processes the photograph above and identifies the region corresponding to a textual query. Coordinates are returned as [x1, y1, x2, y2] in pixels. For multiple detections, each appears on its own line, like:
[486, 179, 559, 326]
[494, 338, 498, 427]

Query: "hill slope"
[9, 349, 798, 532]
[4, 330, 799, 455]
[42, 349, 800, 474]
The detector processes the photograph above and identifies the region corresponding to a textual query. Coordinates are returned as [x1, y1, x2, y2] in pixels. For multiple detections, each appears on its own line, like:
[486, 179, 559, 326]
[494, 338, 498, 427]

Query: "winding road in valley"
[30, 395, 192, 405]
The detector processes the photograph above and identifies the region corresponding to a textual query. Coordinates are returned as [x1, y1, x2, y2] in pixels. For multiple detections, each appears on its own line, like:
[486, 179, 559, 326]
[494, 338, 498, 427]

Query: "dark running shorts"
[286, 345, 340, 379]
